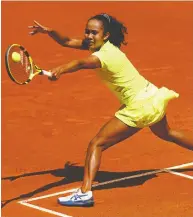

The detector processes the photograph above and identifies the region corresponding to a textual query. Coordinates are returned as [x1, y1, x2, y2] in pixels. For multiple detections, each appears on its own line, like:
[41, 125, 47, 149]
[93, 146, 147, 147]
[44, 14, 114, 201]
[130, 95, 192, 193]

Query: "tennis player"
[29, 13, 193, 207]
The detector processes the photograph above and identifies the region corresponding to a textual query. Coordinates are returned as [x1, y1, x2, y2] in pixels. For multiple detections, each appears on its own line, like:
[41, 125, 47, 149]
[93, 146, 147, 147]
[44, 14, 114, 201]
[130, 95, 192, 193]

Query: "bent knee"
[89, 136, 108, 151]
[156, 129, 179, 142]
[168, 129, 183, 140]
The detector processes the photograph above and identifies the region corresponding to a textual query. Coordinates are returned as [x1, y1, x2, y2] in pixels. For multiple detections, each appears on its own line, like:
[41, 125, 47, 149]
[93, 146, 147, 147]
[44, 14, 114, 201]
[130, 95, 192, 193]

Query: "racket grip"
[42, 70, 52, 77]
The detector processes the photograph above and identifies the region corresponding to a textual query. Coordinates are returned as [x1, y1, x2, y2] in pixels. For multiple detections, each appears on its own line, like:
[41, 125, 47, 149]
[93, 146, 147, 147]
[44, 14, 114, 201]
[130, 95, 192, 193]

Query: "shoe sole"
[57, 199, 94, 207]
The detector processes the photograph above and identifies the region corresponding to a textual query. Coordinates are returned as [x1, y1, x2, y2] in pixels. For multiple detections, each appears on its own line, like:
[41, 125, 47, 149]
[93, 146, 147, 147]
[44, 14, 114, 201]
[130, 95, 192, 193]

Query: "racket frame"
[5, 44, 44, 85]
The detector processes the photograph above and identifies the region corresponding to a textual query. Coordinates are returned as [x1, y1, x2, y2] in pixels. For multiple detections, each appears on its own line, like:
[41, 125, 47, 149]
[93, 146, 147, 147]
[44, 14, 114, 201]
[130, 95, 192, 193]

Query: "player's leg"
[81, 116, 141, 193]
[58, 116, 141, 206]
[149, 115, 193, 151]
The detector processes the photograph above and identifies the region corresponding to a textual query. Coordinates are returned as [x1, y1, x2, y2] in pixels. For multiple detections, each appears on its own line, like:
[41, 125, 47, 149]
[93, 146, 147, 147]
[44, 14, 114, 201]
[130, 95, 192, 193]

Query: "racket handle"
[42, 70, 52, 77]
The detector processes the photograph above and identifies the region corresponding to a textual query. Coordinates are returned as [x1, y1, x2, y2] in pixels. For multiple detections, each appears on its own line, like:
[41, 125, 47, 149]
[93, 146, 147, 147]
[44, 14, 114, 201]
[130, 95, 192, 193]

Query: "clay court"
[2, 2, 193, 217]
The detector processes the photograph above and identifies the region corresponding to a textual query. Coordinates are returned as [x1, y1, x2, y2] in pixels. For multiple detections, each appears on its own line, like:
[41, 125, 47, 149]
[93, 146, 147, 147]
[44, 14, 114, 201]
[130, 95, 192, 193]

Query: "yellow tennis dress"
[92, 41, 179, 128]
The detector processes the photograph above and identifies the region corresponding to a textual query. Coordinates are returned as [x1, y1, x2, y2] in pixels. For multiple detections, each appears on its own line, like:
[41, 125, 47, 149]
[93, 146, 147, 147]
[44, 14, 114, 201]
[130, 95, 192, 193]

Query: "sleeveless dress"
[92, 41, 179, 128]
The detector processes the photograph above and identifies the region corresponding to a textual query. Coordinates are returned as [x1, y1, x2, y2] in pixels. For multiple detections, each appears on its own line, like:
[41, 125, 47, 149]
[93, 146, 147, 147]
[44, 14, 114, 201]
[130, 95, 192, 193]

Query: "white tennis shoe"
[58, 189, 94, 207]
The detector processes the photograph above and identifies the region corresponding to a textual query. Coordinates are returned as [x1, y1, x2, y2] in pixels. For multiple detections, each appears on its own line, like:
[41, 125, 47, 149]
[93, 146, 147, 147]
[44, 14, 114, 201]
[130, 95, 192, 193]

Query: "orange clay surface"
[1, 2, 193, 217]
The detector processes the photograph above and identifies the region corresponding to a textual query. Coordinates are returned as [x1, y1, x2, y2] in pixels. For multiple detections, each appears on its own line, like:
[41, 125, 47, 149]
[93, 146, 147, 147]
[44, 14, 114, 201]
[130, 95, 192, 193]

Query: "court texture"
[2, 2, 193, 217]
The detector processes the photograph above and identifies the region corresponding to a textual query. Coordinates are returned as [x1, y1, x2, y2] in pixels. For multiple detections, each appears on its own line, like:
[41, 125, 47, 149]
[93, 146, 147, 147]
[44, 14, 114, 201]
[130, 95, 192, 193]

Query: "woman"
[29, 13, 193, 207]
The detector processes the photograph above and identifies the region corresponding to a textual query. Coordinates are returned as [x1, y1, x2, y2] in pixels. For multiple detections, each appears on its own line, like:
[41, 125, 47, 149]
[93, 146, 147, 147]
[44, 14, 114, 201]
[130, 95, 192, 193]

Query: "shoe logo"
[70, 194, 88, 201]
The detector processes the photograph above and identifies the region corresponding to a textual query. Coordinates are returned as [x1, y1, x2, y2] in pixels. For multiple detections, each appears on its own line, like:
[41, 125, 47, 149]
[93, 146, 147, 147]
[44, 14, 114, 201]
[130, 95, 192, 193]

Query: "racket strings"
[7, 47, 31, 84]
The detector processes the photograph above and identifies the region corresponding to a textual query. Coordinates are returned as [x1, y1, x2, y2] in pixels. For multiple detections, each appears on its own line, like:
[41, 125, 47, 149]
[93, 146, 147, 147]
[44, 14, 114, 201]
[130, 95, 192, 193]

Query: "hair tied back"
[100, 13, 111, 23]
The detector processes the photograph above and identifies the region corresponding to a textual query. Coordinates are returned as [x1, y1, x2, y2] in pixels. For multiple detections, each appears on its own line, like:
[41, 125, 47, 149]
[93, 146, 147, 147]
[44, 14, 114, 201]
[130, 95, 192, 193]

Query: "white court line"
[166, 162, 193, 170]
[20, 188, 78, 203]
[19, 161, 193, 203]
[91, 162, 193, 188]
[19, 201, 72, 217]
[165, 169, 193, 180]
[17, 161, 193, 217]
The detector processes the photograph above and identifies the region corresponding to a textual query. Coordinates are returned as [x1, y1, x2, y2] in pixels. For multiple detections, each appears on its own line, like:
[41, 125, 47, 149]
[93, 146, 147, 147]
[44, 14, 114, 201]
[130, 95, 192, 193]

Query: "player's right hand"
[28, 20, 52, 35]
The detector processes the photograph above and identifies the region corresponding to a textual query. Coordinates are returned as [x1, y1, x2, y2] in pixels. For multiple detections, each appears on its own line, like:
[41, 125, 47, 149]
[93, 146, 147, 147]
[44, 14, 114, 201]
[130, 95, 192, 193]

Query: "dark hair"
[88, 13, 128, 48]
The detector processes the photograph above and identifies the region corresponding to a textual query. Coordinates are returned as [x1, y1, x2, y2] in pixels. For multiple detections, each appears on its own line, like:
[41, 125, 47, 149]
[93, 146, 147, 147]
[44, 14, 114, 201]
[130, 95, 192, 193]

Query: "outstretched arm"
[28, 20, 88, 50]
[49, 55, 101, 80]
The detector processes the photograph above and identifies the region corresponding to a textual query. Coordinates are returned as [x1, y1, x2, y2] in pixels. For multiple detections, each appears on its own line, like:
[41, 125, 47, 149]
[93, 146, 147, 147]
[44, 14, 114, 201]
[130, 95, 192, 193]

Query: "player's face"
[84, 19, 109, 52]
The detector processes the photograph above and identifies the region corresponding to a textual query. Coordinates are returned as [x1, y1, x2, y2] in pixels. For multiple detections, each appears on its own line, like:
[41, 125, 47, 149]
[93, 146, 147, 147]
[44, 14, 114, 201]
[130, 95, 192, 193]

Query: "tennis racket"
[5, 44, 52, 85]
